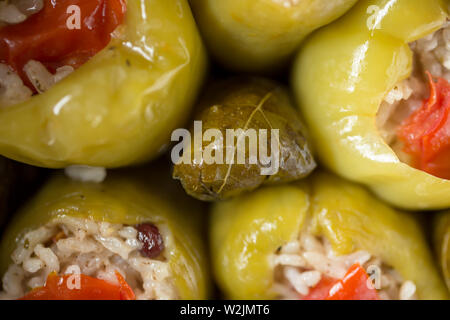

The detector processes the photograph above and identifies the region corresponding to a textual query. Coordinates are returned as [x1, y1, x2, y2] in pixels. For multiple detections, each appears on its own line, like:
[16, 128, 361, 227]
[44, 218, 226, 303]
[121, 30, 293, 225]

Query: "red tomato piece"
[397, 72, 450, 180]
[19, 271, 135, 300]
[0, 0, 126, 86]
[326, 263, 379, 300]
[301, 263, 379, 300]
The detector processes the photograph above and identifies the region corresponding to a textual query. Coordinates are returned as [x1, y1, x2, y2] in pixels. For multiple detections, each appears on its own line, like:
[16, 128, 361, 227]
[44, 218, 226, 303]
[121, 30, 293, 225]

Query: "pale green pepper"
[210, 171, 448, 299]
[292, 0, 449, 210]
[189, 0, 358, 72]
[0, 0, 206, 168]
[0, 166, 210, 299]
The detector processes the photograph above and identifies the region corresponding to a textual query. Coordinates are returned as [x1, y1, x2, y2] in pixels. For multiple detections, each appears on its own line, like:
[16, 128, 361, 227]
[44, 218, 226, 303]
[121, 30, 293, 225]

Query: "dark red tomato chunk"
[302, 276, 337, 300]
[398, 72, 450, 180]
[326, 263, 379, 300]
[302, 263, 379, 300]
[19, 271, 135, 300]
[0, 0, 126, 86]
[135, 223, 164, 259]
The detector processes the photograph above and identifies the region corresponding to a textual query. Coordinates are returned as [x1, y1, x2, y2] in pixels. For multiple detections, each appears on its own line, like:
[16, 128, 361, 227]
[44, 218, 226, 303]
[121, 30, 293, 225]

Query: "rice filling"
[0, 60, 75, 108]
[0, 216, 178, 300]
[377, 20, 450, 164]
[0, 0, 43, 25]
[0, 0, 110, 107]
[270, 234, 417, 300]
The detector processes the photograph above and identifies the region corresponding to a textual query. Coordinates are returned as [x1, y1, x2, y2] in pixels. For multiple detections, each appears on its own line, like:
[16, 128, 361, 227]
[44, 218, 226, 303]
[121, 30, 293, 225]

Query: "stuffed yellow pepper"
[434, 211, 450, 292]
[0, 168, 209, 300]
[0, 0, 206, 168]
[292, 0, 450, 210]
[211, 171, 448, 300]
[189, 0, 358, 72]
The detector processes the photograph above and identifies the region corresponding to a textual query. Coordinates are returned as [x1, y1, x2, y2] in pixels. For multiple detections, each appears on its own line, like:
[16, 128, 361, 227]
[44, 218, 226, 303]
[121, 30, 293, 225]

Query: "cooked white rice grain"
[14, 0, 44, 16]
[279, 240, 301, 254]
[0, 64, 32, 107]
[272, 253, 306, 267]
[23, 258, 44, 274]
[0, 265, 25, 298]
[0, 2, 27, 24]
[302, 251, 347, 279]
[118, 226, 139, 240]
[94, 235, 136, 260]
[34, 244, 60, 273]
[56, 237, 99, 255]
[399, 281, 416, 300]
[0, 0, 43, 24]
[53, 65, 75, 83]
[23, 60, 56, 93]
[64, 166, 107, 183]
[27, 275, 45, 289]
[284, 267, 310, 295]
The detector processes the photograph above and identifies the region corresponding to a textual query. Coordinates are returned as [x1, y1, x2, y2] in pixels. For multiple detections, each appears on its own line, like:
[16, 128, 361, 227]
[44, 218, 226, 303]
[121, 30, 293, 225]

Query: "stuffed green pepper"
[210, 171, 448, 300]
[0, 168, 209, 300]
[434, 211, 450, 292]
[189, 0, 358, 72]
[0, 0, 206, 168]
[172, 77, 316, 201]
[293, 0, 450, 210]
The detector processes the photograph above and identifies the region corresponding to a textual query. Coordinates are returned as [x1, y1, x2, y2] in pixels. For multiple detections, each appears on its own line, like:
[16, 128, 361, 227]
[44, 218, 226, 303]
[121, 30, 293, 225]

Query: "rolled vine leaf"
[172, 77, 316, 201]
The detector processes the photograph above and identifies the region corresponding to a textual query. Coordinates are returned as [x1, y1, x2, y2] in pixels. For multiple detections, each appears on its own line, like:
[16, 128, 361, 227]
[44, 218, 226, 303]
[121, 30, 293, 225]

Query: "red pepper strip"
[302, 276, 337, 300]
[0, 0, 126, 87]
[19, 271, 135, 300]
[397, 72, 450, 180]
[302, 263, 379, 300]
[116, 271, 135, 300]
[326, 263, 379, 300]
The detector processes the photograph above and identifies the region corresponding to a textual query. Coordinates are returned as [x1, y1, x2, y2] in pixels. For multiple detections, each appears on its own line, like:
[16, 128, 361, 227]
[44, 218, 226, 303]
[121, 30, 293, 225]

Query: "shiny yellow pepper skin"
[0, 170, 210, 300]
[0, 0, 206, 169]
[189, 0, 358, 73]
[210, 171, 449, 300]
[292, 0, 449, 210]
[434, 211, 450, 292]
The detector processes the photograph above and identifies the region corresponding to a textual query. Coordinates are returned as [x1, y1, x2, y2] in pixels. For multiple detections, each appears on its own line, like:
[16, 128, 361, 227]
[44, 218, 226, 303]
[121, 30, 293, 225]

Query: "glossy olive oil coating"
[190, 0, 358, 72]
